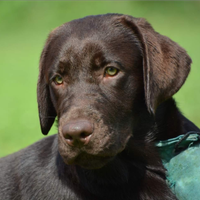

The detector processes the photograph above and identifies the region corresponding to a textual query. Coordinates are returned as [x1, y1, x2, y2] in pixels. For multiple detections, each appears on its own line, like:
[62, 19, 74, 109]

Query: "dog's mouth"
[58, 136, 129, 169]
[58, 133, 132, 169]
[61, 151, 115, 169]
[58, 115, 132, 169]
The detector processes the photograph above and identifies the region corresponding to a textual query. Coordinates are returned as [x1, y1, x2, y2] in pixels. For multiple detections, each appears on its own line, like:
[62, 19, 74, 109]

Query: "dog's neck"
[57, 153, 142, 199]
[155, 98, 199, 140]
[134, 98, 199, 141]
[73, 154, 161, 199]
[154, 98, 184, 140]
[69, 142, 169, 200]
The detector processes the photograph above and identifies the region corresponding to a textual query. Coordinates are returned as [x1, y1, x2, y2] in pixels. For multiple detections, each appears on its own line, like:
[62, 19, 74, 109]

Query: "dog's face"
[37, 14, 191, 169]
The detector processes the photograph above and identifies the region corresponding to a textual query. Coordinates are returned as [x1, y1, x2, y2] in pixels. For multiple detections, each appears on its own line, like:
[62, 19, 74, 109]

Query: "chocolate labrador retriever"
[0, 14, 199, 200]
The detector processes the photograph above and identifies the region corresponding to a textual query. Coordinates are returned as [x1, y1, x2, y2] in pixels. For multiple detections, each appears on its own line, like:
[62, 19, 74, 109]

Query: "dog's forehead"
[60, 14, 123, 39]
[57, 17, 130, 47]
[50, 16, 140, 68]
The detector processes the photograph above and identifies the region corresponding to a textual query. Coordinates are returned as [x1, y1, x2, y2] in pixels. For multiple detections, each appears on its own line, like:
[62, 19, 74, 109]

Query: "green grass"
[0, 1, 200, 157]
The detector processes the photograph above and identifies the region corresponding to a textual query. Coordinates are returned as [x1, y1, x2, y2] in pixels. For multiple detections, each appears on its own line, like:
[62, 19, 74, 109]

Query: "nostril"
[80, 132, 91, 138]
[64, 134, 73, 140]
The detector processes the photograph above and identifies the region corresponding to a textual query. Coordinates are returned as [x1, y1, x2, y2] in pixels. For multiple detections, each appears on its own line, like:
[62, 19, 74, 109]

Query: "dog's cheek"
[97, 84, 143, 152]
[94, 117, 133, 155]
[49, 85, 68, 116]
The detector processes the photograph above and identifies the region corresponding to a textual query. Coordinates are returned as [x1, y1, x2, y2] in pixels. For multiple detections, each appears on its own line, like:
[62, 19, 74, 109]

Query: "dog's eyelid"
[106, 61, 125, 71]
[50, 73, 62, 81]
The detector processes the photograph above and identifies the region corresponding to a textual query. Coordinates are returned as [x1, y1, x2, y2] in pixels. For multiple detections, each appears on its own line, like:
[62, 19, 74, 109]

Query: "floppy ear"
[120, 16, 192, 114]
[37, 40, 57, 135]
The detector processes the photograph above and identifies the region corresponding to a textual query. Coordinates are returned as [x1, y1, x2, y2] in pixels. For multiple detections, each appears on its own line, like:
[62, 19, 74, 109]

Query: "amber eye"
[54, 75, 63, 85]
[105, 67, 119, 77]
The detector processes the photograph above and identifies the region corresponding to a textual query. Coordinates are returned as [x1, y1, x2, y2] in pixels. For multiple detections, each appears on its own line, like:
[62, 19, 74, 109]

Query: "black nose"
[62, 120, 93, 147]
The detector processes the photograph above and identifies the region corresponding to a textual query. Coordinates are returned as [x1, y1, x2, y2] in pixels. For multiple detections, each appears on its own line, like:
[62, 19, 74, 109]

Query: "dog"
[0, 14, 199, 200]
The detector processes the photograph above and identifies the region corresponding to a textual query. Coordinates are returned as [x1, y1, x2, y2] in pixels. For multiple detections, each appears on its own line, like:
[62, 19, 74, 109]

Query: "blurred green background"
[0, 1, 200, 157]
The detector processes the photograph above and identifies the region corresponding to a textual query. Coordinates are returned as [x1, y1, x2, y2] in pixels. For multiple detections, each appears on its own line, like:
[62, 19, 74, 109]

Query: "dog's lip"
[65, 153, 115, 169]
[64, 152, 114, 161]
[59, 133, 132, 162]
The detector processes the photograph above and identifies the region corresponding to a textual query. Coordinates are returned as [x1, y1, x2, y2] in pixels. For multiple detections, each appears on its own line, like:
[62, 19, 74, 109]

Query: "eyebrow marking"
[113, 61, 125, 71]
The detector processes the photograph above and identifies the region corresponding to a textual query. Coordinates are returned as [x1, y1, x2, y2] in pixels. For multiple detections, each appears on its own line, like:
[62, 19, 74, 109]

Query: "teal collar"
[155, 131, 200, 163]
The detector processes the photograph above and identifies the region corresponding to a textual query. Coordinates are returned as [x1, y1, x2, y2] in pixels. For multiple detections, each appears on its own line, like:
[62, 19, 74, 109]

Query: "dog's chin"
[62, 153, 114, 169]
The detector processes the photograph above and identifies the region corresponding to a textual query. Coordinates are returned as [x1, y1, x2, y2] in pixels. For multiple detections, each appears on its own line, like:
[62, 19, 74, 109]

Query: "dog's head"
[37, 14, 191, 169]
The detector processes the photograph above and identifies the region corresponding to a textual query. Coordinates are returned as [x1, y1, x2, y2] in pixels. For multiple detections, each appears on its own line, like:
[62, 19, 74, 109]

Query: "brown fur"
[0, 14, 199, 200]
